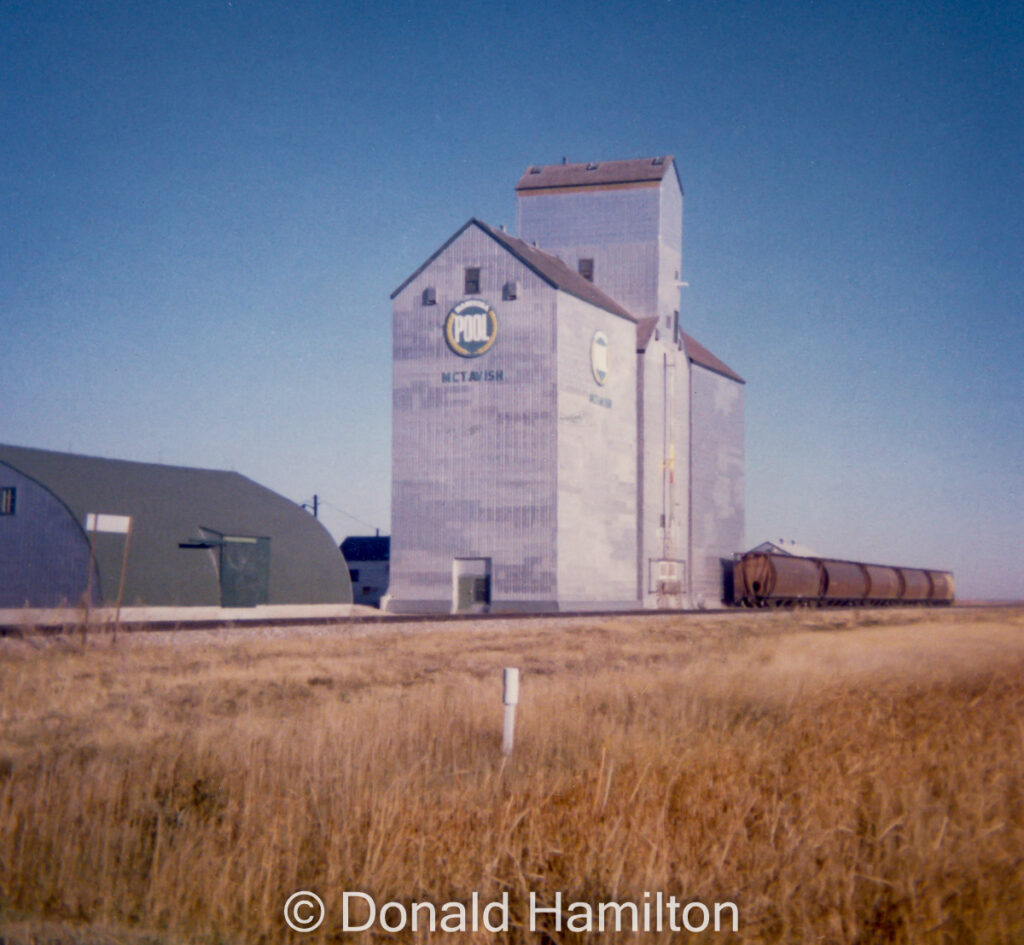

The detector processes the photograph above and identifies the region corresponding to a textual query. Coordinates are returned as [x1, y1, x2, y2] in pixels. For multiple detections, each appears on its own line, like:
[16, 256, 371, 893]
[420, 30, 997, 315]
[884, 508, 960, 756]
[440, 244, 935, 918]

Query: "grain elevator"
[387, 157, 744, 613]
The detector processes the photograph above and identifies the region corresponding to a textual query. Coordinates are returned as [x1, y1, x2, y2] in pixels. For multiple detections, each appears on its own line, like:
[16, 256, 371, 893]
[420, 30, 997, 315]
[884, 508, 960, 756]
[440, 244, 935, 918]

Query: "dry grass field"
[0, 606, 1022, 944]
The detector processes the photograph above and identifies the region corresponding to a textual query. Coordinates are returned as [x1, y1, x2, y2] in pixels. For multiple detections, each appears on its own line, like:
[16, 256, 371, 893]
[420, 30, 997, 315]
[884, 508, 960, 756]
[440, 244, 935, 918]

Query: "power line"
[316, 497, 379, 533]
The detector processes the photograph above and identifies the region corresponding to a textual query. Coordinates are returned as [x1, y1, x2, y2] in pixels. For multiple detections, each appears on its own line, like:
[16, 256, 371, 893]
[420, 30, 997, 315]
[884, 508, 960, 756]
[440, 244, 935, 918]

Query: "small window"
[578, 258, 594, 282]
[0, 487, 15, 515]
[464, 267, 480, 295]
[503, 280, 519, 301]
[349, 568, 360, 583]
[422, 286, 437, 306]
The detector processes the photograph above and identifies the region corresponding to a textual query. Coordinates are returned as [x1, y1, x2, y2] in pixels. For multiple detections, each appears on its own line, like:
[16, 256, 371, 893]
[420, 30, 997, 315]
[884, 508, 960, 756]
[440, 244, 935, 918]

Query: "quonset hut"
[0, 444, 352, 610]
[388, 156, 744, 614]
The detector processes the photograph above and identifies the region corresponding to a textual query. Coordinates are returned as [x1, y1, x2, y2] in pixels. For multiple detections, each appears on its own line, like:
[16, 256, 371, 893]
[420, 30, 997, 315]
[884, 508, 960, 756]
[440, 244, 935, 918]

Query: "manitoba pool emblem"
[444, 300, 498, 358]
[591, 331, 609, 385]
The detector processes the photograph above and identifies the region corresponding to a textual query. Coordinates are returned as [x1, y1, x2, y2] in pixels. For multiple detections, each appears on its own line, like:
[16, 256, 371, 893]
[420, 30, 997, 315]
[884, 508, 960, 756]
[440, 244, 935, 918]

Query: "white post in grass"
[502, 667, 520, 756]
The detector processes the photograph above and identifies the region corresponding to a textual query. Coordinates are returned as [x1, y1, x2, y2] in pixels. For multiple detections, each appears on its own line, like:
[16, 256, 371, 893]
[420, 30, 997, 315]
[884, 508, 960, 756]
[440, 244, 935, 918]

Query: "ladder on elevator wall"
[657, 353, 683, 610]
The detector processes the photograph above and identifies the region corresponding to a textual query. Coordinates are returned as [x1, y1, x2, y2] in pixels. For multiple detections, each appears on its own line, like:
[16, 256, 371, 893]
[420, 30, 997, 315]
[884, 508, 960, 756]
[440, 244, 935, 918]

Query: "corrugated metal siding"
[0, 446, 351, 607]
[658, 175, 684, 318]
[517, 166, 683, 327]
[0, 464, 95, 607]
[517, 187, 663, 320]
[689, 365, 745, 606]
[390, 226, 558, 610]
[555, 294, 638, 605]
[392, 158, 742, 611]
[637, 336, 690, 607]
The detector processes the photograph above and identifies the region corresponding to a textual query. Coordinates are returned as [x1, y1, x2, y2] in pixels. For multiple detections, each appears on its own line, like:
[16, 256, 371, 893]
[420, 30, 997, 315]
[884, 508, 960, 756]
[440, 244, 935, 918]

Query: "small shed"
[340, 535, 390, 607]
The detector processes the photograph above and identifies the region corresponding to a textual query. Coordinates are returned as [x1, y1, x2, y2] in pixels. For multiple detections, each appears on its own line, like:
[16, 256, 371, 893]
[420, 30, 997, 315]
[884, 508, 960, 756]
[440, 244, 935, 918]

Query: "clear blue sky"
[2, 0, 1021, 599]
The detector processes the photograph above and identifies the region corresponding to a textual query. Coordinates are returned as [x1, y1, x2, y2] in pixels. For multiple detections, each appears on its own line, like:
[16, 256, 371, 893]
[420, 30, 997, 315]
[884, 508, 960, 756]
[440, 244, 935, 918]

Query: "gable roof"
[516, 156, 682, 195]
[682, 332, 745, 383]
[391, 218, 637, 323]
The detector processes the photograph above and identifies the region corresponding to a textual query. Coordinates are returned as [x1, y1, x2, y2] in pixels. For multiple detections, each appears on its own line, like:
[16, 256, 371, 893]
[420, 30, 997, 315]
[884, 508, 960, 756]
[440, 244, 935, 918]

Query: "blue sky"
[2, 0, 1021, 598]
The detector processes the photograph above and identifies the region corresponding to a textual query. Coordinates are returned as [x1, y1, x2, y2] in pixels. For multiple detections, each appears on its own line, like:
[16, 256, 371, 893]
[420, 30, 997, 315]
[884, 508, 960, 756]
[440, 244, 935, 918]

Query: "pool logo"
[444, 300, 498, 358]
[591, 331, 609, 385]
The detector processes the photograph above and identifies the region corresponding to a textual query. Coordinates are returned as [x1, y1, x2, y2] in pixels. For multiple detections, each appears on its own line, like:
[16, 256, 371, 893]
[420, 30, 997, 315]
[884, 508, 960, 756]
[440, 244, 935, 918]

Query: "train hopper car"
[734, 551, 954, 607]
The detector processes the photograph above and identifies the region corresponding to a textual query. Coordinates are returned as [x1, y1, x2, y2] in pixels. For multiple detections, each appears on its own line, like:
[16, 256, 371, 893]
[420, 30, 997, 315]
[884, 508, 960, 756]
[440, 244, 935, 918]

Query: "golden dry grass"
[0, 607, 1022, 944]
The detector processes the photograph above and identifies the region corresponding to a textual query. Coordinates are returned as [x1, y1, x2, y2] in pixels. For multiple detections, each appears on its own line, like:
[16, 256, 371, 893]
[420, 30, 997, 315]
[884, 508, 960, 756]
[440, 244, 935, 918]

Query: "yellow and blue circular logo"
[444, 299, 499, 358]
[591, 330, 609, 385]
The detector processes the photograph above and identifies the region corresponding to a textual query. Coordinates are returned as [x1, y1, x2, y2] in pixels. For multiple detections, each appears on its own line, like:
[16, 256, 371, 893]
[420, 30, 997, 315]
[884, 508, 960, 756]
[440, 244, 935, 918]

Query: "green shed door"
[456, 576, 491, 612]
[219, 537, 270, 607]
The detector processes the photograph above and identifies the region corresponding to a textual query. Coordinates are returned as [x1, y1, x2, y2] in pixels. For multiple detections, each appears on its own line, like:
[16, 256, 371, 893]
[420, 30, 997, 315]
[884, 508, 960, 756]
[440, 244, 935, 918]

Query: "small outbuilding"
[340, 534, 390, 607]
[0, 444, 352, 609]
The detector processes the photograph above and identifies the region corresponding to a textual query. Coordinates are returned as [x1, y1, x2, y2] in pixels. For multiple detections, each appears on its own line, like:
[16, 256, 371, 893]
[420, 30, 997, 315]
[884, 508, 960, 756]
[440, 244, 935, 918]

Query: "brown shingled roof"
[636, 317, 659, 352]
[516, 156, 678, 193]
[391, 219, 637, 323]
[636, 321, 743, 381]
[475, 220, 635, 322]
[683, 332, 745, 383]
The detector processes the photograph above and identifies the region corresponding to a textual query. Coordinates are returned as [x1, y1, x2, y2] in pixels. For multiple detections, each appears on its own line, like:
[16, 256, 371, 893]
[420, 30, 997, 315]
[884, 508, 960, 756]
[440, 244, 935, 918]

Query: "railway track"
[1, 600, 1012, 637]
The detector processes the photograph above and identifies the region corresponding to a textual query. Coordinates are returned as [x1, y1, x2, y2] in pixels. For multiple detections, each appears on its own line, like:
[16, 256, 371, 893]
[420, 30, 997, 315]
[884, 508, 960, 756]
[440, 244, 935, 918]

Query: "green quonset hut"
[0, 444, 352, 609]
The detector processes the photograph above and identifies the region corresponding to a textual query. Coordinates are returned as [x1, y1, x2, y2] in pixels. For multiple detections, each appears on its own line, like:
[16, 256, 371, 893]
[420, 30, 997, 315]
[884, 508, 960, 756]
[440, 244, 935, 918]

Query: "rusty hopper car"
[733, 551, 955, 607]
